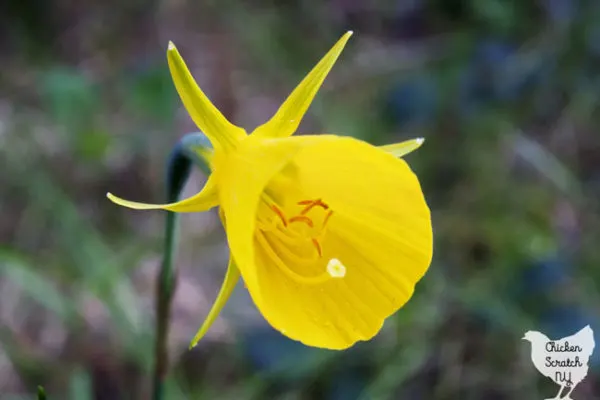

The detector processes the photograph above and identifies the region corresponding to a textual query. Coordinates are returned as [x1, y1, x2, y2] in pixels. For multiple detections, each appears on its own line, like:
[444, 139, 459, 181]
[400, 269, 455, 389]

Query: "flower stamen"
[311, 238, 322, 257]
[299, 198, 329, 215]
[289, 215, 314, 227]
[270, 204, 288, 227]
[258, 198, 345, 284]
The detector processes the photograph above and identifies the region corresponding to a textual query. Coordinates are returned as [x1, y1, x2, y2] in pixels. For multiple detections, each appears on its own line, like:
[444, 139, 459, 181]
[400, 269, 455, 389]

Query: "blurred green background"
[1, 0, 600, 399]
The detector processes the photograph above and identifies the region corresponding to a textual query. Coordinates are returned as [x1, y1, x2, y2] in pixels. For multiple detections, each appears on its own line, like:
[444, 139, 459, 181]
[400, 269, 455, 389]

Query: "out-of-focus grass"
[1, 1, 600, 399]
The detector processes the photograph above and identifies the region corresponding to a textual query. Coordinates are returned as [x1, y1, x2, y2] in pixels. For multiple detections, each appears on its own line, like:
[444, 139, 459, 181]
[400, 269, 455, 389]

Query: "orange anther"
[289, 215, 314, 227]
[315, 199, 329, 210]
[300, 198, 329, 215]
[300, 203, 317, 214]
[311, 238, 322, 257]
[270, 204, 287, 227]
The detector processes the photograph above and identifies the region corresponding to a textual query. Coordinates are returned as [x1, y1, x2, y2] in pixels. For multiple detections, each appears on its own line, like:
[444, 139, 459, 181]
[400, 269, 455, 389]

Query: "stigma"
[326, 258, 346, 278]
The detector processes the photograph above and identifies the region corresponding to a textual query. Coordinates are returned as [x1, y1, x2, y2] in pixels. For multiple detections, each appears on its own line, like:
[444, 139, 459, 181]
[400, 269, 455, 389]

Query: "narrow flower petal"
[167, 42, 246, 151]
[252, 31, 353, 139]
[379, 137, 425, 158]
[189, 258, 240, 349]
[107, 175, 219, 212]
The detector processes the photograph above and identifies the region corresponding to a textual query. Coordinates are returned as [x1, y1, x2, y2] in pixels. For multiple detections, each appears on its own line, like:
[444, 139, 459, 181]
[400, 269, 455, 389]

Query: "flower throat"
[256, 198, 346, 284]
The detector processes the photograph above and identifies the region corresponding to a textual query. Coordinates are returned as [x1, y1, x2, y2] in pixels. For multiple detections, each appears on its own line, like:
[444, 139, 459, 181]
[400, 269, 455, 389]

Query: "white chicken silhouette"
[522, 325, 595, 400]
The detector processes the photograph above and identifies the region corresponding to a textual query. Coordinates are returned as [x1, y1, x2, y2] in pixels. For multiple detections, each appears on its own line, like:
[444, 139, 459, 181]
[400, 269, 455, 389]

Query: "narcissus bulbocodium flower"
[107, 31, 433, 350]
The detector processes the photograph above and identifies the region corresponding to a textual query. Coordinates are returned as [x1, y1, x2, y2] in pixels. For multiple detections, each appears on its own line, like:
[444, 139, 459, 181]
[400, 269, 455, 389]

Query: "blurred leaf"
[0, 250, 75, 323]
[68, 368, 92, 400]
[512, 133, 581, 196]
[18, 170, 152, 364]
[39, 67, 109, 161]
[77, 128, 112, 162]
[40, 67, 98, 130]
[470, 0, 516, 33]
[37, 386, 46, 400]
[126, 64, 177, 124]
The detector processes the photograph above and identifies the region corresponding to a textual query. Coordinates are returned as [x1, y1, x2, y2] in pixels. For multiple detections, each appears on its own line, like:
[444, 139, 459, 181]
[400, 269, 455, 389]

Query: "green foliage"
[37, 386, 46, 400]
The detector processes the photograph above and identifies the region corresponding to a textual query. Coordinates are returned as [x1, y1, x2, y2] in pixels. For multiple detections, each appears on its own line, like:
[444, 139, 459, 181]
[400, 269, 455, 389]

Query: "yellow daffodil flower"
[107, 31, 433, 350]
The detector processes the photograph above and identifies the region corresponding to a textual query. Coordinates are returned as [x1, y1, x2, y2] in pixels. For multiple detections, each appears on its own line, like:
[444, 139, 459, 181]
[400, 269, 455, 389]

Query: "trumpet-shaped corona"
[107, 31, 433, 350]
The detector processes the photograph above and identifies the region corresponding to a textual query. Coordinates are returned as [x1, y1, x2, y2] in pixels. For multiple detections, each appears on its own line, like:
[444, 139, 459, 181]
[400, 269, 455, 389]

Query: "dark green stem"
[37, 386, 46, 400]
[152, 133, 211, 400]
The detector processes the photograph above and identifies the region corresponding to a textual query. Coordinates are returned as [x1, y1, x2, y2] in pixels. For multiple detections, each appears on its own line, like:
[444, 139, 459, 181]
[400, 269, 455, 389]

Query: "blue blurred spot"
[458, 36, 558, 115]
[519, 257, 570, 294]
[327, 368, 367, 400]
[458, 65, 492, 117]
[383, 74, 438, 127]
[542, 0, 577, 23]
[458, 38, 516, 116]
[241, 327, 322, 376]
[586, 24, 600, 57]
[474, 39, 516, 67]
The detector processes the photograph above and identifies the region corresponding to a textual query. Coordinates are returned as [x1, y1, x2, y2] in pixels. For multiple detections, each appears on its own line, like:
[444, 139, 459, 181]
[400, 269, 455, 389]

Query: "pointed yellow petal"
[252, 31, 353, 139]
[189, 258, 240, 349]
[167, 42, 246, 151]
[380, 137, 425, 158]
[106, 175, 219, 212]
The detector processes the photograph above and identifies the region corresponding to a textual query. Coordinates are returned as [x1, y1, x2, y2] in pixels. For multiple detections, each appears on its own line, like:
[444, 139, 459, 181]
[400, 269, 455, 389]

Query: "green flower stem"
[152, 133, 211, 400]
[37, 386, 46, 400]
